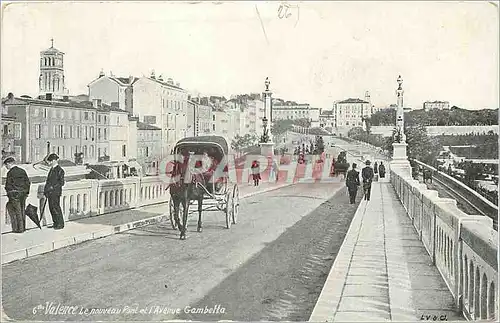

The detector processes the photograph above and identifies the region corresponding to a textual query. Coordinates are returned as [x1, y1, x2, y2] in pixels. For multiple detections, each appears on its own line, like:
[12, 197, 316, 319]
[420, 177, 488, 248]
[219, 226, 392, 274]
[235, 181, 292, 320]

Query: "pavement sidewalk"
[2, 180, 294, 265]
[309, 179, 462, 322]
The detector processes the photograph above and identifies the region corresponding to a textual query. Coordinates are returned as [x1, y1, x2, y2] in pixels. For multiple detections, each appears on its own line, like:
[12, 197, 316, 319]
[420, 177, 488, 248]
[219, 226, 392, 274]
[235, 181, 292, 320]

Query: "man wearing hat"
[44, 153, 65, 229]
[362, 160, 375, 201]
[3, 157, 31, 233]
[345, 163, 360, 204]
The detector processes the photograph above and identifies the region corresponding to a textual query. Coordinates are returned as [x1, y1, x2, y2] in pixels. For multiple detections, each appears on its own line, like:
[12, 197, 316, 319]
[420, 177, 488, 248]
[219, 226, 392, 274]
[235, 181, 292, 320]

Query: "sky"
[1, 1, 498, 111]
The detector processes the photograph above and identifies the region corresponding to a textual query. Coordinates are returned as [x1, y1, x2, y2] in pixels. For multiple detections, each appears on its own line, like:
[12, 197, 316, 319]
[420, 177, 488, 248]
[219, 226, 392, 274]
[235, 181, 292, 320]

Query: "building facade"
[319, 110, 335, 129]
[423, 101, 450, 110]
[3, 95, 100, 164]
[334, 98, 372, 128]
[1, 97, 18, 161]
[136, 121, 161, 175]
[88, 73, 137, 114]
[132, 73, 189, 156]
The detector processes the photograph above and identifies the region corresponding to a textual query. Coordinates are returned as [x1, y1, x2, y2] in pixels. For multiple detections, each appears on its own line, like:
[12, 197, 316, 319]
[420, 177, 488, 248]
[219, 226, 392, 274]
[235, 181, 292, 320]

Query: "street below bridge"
[3, 182, 362, 321]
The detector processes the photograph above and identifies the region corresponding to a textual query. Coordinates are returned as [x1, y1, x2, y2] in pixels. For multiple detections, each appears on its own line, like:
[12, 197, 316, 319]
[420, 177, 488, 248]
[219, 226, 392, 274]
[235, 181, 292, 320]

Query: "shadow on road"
[177, 187, 363, 321]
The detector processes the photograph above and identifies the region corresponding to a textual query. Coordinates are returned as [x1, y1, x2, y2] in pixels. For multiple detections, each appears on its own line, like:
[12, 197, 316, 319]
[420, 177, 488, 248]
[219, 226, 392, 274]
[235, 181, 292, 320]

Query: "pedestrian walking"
[271, 158, 279, 183]
[251, 160, 261, 186]
[374, 161, 378, 175]
[330, 157, 336, 177]
[44, 153, 65, 229]
[379, 162, 386, 178]
[346, 163, 360, 204]
[3, 157, 30, 233]
[362, 160, 374, 201]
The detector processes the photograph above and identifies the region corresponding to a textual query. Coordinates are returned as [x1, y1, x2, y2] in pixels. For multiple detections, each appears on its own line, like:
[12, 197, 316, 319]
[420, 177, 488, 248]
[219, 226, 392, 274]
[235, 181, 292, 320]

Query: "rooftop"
[337, 98, 369, 104]
[137, 121, 161, 131]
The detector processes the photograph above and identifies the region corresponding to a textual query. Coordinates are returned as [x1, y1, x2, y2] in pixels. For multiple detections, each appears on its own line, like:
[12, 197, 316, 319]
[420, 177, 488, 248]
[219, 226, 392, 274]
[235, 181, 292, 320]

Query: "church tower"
[39, 39, 67, 98]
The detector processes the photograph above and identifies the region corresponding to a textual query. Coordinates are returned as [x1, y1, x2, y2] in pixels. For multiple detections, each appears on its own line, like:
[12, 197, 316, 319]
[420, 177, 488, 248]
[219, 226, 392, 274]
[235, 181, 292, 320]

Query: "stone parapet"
[391, 167, 498, 321]
[1, 176, 170, 234]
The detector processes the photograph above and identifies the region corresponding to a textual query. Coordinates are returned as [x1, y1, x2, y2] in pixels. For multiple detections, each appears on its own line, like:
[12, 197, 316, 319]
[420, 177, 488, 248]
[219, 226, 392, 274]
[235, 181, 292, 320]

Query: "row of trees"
[436, 131, 498, 159]
[347, 125, 442, 165]
[230, 134, 259, 155]
[368, 107, 498, 127]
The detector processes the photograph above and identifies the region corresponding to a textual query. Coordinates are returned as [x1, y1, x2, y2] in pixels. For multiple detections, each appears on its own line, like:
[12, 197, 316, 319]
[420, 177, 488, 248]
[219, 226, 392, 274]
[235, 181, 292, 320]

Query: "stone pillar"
[261, 77, 275, 156]
[391, 75, 411, 176]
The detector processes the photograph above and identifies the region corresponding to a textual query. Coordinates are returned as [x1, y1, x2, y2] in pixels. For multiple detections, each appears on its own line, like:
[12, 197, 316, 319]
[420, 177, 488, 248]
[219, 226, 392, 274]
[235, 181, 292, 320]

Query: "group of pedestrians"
[3, 153, 66, 233]
[345, 160, 386, 204]
[250, 158, 279, 186]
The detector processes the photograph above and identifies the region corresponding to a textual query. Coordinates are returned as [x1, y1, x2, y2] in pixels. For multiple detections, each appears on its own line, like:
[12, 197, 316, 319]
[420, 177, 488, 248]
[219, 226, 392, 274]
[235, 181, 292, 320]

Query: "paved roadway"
[3, 182, 364, 321]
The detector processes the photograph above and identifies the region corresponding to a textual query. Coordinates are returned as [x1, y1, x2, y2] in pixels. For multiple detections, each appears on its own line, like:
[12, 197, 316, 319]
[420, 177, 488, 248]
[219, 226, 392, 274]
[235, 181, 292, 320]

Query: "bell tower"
[39, 38, 67, 98]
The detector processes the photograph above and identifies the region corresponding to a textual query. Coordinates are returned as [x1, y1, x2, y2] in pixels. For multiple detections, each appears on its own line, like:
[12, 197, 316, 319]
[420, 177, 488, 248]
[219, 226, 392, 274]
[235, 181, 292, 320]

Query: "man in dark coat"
[4, 157, 30, 233]
[346, 163, 360, 204]
[44, 153, 65, 229]
[379, 162, 386, 178]
[362, 160, 375, 201]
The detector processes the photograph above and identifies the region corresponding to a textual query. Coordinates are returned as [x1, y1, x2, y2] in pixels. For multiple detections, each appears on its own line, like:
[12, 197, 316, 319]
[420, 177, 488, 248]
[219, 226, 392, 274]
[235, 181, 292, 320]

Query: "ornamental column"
[260, 77, 275, 156]
[390, 75, 411, 175]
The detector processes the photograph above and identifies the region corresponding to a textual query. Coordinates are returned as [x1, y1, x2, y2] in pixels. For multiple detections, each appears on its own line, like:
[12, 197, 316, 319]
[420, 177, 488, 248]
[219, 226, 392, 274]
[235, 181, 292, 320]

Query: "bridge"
[1, 136, 497, 321]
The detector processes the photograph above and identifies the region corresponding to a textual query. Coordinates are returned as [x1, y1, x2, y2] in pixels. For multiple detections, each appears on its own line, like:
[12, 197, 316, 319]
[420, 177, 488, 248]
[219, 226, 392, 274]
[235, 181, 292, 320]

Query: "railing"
[391, 167, 498, 321]
[0, 176, 170, 234]
[412, 159, 498, 230]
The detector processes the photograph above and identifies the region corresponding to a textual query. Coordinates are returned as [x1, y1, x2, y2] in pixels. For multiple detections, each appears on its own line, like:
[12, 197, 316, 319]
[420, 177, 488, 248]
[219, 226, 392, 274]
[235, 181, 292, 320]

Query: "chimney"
[151, 70, 156, 79]
[176, 82, 180, 88]
[167, 78, 174, 85]
[99, 70, 105, 78]
[92, 98, 100, 108]
[158, 74, 164, 82]
[129, 75, 134, 84]
[7, 93, 14, 101]
[45, 93, 53, 101]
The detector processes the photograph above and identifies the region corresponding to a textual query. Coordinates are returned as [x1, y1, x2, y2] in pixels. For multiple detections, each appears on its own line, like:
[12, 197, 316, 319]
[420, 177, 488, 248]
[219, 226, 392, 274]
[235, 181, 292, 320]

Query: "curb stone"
[2, 182, 294, 265]
[308, 195, 367, 322]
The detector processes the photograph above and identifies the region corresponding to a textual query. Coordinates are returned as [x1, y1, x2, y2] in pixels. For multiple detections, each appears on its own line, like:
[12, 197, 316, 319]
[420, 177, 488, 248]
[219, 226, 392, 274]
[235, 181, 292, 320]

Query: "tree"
[404, 125, 441, 164]
[315, 136, 325, 154]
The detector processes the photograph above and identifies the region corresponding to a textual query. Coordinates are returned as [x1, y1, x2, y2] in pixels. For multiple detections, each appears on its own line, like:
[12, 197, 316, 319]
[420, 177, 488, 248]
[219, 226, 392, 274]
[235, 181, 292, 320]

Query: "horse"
[168, 157, 207, 240]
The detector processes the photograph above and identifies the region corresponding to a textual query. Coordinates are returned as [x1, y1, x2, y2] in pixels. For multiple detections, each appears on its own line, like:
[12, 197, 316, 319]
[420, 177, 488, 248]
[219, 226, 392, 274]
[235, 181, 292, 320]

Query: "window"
[122, 145, 126, 157]
[83, 145, 87, 157]
[44, 109, 48, 118]
[212, 124, 215, 131]
[90, 145, 94, 158]
[98, 115, 102, 123]
[212, 115, 215, 121]
[90, 126, 94, 140]
[98, 148, 101, 157]
[34, 124, 42, 139]
[146, 146, 149, 157]
[14, 123, 21, 140]
[58, 125, 64, 138]
[69, 125, 73, 138]
[117, 117, 120, 125]
[98, 128, 101, 140]
[84, 126, 88, 140]
[104, 128, 107, 140]
[76, 126, 80, 138]
[104, 116, 107, 124]
[84, 112, 89, 120]
[33, 108, 39, 117]
[34, 146, 40, 161]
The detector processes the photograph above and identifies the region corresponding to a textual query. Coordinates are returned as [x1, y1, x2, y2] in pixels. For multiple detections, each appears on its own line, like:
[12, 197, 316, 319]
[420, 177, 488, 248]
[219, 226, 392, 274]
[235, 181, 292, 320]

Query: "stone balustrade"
[391, 167, 498, 321]
[1, 176, 171, 234]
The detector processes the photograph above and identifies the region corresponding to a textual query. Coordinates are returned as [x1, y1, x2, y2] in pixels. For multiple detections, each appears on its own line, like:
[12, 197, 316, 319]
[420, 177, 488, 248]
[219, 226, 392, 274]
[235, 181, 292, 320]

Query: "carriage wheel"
[231, 184, 239, 224]
[225, 191, 233, 229]
[169, 199, 184, 230]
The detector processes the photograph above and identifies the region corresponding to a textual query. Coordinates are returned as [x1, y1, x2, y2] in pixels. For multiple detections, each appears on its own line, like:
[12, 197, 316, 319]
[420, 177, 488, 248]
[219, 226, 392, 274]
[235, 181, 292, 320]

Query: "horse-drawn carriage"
[166, 136, 240, 240]
[333, 151, 350, 177]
